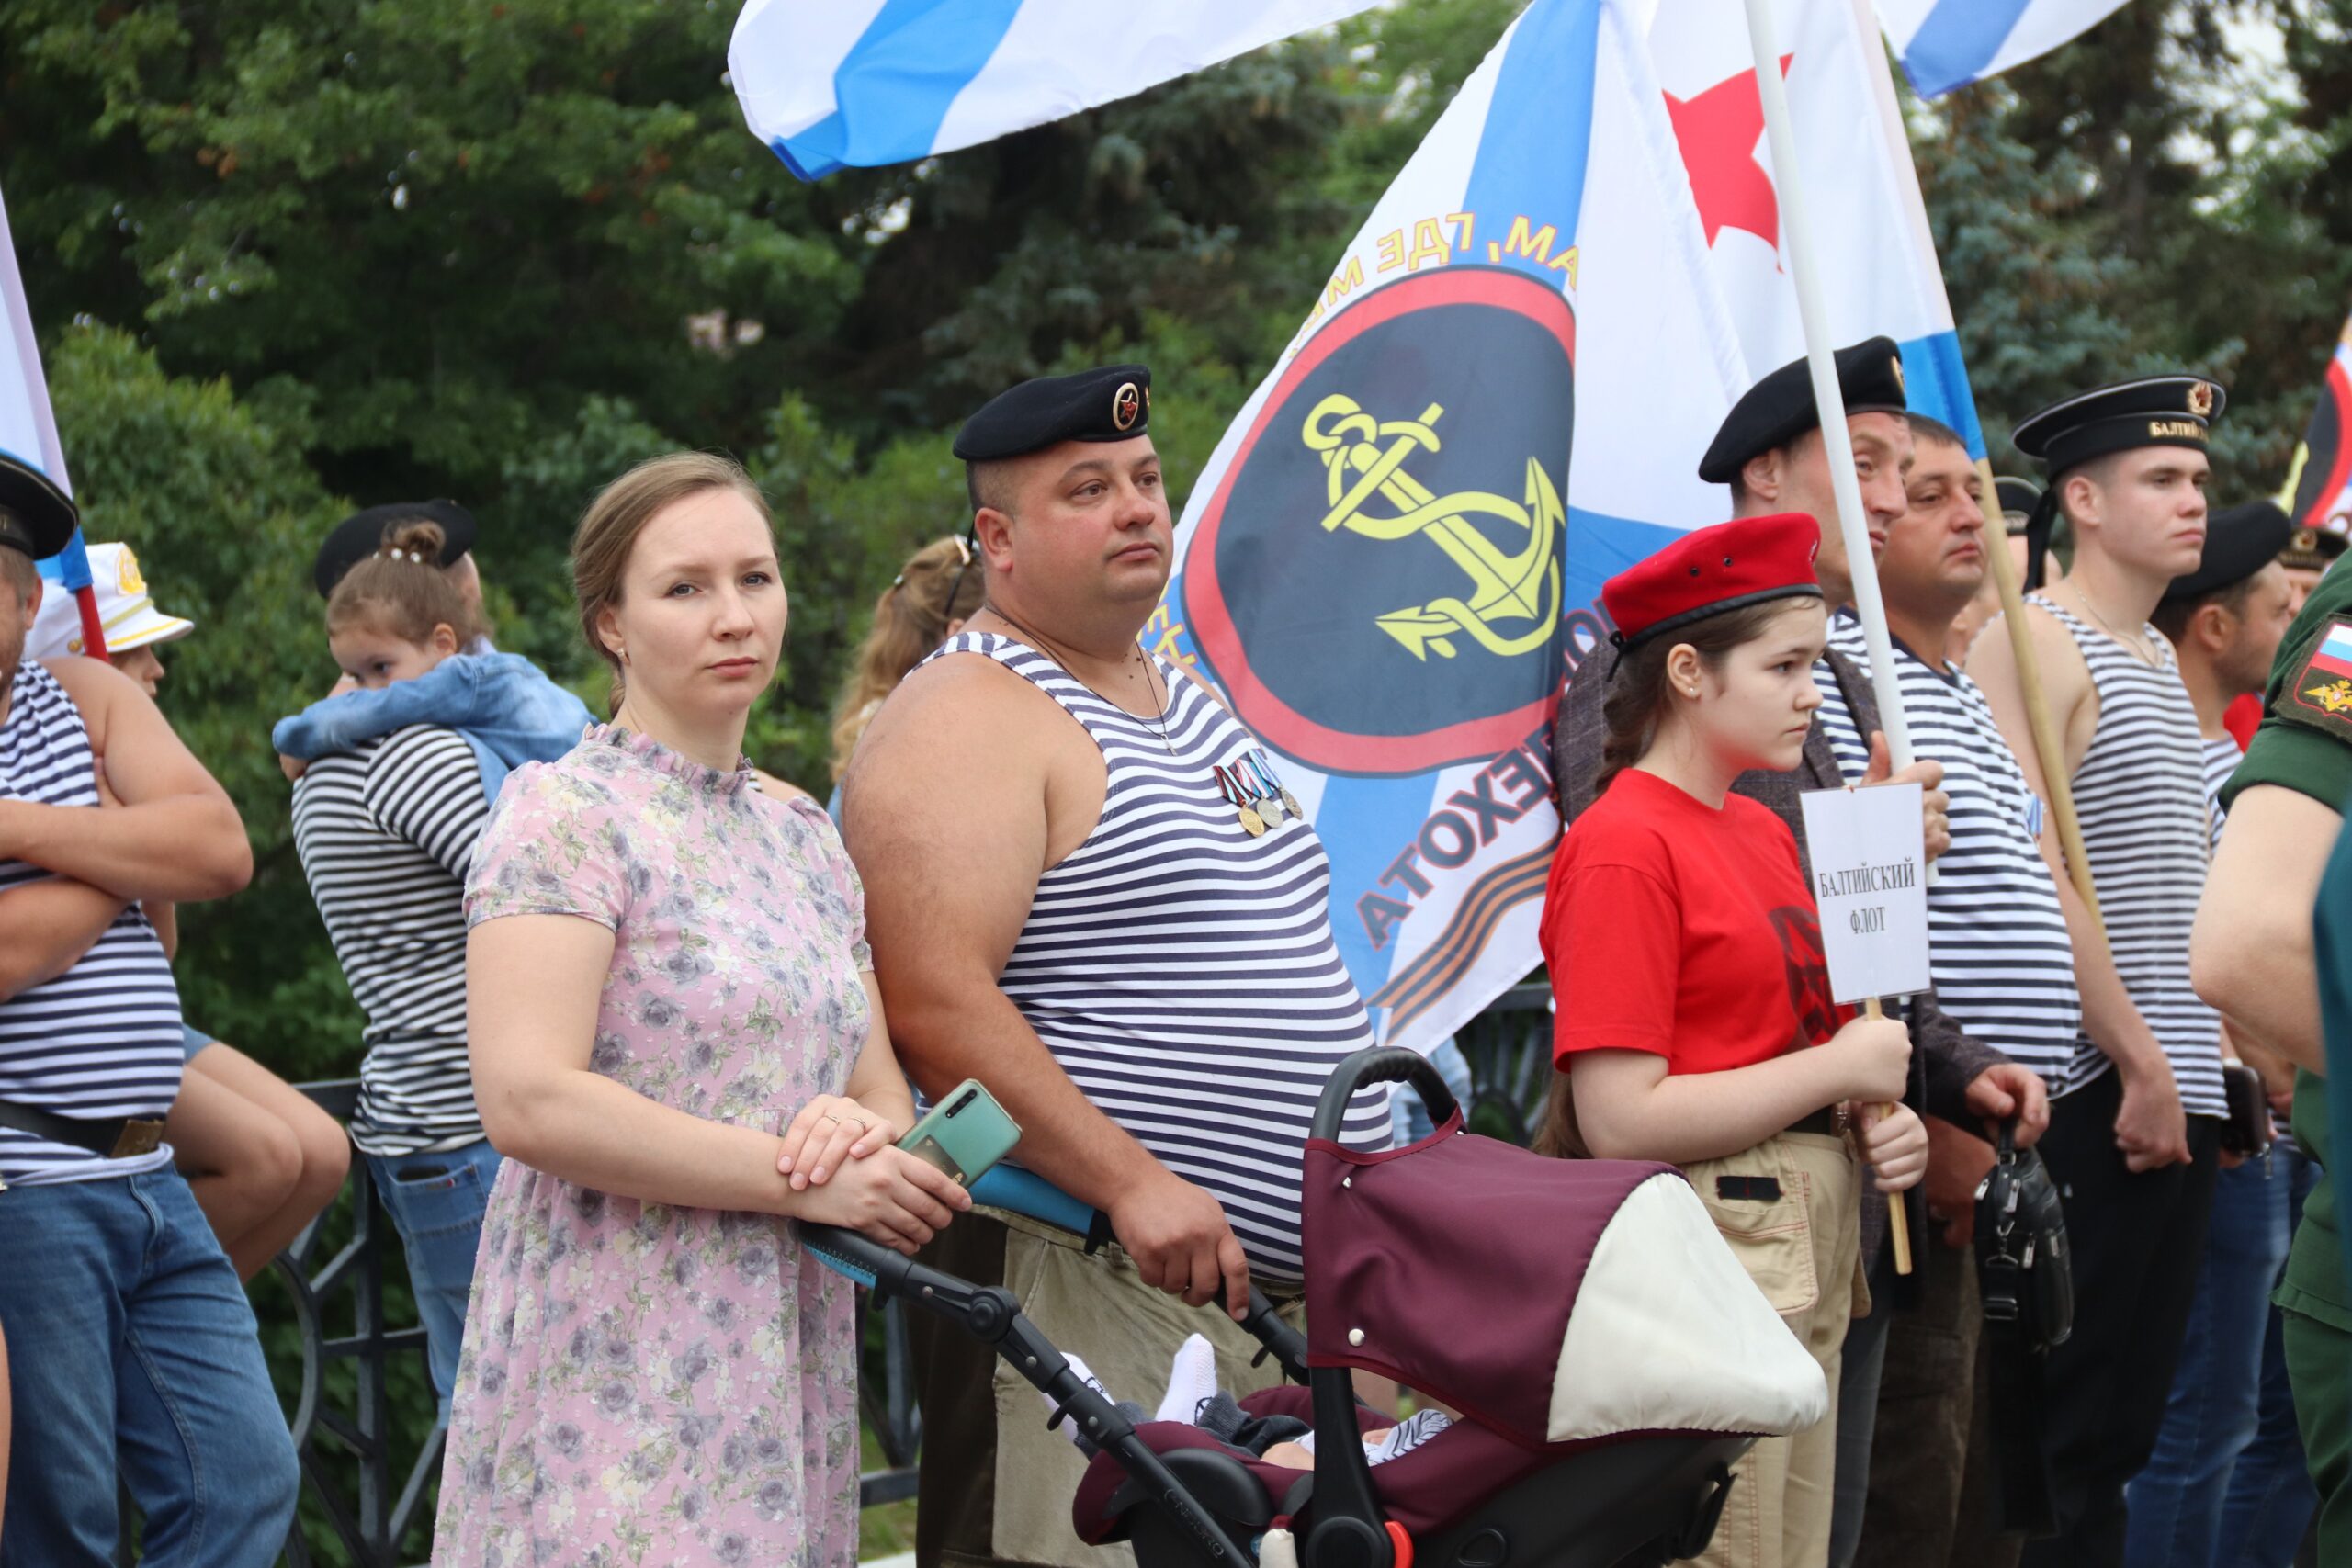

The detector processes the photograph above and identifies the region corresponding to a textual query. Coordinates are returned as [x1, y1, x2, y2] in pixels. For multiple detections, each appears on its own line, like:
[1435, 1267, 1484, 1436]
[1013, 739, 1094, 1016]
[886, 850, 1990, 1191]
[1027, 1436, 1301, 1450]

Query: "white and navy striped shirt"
[2031, 598, 2225, 1118]
[2202, 736, 2242, 851]
[922, 633, 1390, 1283]
[292, 726, 490, 1156]
[1817, 625, 2083, 1088]
[0, 661, 183, 1186]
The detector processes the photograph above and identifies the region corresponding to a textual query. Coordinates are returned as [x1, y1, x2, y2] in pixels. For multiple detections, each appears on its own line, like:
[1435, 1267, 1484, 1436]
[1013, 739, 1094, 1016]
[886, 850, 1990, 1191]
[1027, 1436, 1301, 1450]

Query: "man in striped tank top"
[847, 366, 1392, 1568]
[1968, 375, 2234, 1568]
[1825, 417, 2084, 1568]
[0, 459, 298, 1566]
[2128, 501, 2311, 1562]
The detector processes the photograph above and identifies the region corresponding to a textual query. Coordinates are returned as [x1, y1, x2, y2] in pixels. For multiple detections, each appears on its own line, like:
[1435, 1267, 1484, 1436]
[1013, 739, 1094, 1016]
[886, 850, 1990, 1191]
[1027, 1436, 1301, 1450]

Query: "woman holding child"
[1539, 514, 1928, 1568]
[432, 453, 967, 1565]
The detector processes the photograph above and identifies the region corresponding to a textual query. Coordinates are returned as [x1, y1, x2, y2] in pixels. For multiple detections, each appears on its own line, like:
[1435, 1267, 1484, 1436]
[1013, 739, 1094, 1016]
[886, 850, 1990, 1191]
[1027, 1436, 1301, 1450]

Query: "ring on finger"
[819, 1112, 842, 1124]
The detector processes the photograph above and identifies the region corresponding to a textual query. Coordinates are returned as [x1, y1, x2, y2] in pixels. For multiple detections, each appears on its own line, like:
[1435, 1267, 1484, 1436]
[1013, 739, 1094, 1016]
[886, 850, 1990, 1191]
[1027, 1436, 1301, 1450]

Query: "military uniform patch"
[2286, 616, 2352, 740]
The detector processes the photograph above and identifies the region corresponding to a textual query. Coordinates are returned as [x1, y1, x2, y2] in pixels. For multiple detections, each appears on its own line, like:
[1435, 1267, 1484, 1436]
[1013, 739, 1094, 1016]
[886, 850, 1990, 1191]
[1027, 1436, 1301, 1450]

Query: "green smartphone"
[899, 1079, 1023, 1184]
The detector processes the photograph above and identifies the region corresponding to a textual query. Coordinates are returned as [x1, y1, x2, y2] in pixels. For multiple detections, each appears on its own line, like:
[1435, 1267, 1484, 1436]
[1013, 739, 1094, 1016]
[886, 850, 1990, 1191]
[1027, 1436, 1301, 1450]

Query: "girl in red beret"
[1536, 513, 1926, 1568]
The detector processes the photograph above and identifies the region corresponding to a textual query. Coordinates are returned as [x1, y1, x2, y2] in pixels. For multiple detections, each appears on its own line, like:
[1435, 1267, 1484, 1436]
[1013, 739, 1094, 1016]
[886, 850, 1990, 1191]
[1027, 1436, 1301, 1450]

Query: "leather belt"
[1785, 1105, 1848, 1138]
[0, 1098, 166, 1161]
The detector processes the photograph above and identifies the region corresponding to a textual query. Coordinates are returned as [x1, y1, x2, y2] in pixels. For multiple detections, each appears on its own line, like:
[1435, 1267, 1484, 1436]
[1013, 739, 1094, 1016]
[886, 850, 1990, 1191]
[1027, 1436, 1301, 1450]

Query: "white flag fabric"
[0, 181, 97, 606]
[1648, 0, 1989, 454]
[1875, 0, 2134, 98]
[1155, 0, 1746, 1055]
[730, 0, 1381, 181]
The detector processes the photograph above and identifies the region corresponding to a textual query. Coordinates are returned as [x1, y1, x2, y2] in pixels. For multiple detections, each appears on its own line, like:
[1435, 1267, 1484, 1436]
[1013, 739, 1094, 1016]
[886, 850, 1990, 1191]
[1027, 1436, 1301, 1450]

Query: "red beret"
[1603, 513, 1824, 651]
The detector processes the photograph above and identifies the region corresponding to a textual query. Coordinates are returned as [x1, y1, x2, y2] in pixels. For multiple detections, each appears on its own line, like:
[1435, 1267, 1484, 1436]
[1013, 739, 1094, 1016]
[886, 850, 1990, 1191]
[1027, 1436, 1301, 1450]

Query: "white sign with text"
[1798, 782, 1931, 1004]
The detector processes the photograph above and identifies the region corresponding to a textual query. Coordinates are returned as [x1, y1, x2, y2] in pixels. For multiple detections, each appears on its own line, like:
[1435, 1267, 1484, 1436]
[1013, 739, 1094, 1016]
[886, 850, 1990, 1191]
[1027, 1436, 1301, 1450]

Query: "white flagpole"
[1744, 0, 1918, 1276]
[1740, 0, 1915, 772]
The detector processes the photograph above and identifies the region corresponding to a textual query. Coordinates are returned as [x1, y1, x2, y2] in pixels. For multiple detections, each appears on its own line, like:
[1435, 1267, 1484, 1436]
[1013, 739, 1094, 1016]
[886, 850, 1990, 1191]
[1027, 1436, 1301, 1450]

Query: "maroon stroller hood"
[1303, 1119, 1827, 1450]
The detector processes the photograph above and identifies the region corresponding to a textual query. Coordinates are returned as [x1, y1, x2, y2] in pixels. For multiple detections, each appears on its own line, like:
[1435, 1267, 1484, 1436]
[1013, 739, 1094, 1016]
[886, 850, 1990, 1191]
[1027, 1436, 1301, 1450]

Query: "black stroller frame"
[798, 1049, 1747, 1568]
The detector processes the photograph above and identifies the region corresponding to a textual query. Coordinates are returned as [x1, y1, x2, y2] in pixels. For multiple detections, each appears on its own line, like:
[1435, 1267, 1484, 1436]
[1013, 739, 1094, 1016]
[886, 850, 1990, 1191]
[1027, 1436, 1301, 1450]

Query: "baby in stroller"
[1046, 1332, 1455, 1470]
[800, 1047, 1836, 1568]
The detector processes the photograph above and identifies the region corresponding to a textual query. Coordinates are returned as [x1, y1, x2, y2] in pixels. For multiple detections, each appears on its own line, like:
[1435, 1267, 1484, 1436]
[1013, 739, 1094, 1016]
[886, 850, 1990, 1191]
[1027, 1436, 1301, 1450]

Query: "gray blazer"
[1550, 642, 2012, 1268]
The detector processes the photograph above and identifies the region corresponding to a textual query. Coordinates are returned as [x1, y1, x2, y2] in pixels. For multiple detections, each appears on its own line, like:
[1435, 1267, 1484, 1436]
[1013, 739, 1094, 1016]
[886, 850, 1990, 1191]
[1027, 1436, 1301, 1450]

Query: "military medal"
[1246, 753, 1299, 826]
[1216, 765, 1268, 837]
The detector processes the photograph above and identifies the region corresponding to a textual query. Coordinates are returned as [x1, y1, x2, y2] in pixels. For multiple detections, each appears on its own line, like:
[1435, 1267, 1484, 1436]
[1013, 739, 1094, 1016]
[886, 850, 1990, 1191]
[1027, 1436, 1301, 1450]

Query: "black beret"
[314, 500, 479, 598]
[2162, 501, 2293, 605]
[0, 452, 78, 562]
[2012, 375, 2224, 479]
[953, 364, 1151, 463]
[1698, 337, 1910, 485]
[1994, 476, 2042, 534]
[2278, 520, 2349, 572]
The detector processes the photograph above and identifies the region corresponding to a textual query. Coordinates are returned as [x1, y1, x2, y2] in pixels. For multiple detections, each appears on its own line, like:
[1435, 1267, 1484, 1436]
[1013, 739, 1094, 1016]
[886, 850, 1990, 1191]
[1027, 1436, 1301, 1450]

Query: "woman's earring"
[616, 644, 630, 667]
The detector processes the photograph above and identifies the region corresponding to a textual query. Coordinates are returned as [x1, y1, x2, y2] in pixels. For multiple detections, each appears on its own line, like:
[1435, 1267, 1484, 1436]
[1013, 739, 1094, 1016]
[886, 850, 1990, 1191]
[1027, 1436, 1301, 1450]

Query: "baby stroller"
[799, 1048, 1827, 1568]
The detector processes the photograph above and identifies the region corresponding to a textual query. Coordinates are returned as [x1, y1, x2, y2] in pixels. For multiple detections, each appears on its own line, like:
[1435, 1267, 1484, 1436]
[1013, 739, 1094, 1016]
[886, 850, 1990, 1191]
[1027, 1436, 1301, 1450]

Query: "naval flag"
[1158, 0, 1747, 1054]
[0, 183, 102, 658]
[730, 0, 1383, 181]
[1875, 0, 2137, 99]
[1649, 0, 1986, 457]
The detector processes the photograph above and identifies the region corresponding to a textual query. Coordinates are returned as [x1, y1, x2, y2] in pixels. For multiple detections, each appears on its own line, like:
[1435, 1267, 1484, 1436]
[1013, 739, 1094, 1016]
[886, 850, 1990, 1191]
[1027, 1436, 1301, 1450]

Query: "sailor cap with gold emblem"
[0, 451, 78, 562]
[2010, 375, 2226, 479]
[28, 542, 197, 659]
[2278, 518, 2349, 573]
[952, 364, 1153, 463]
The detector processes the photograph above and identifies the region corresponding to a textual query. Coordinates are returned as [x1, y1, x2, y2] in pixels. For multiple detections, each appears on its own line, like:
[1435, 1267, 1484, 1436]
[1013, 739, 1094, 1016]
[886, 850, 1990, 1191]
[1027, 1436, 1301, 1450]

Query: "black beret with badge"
[2162, 500, 2294, 605]
[0, 451, 78, 562]
[952, 364, 1151, 463]
[313, 500, 479, 598]
[1697, 336, 1910, 485]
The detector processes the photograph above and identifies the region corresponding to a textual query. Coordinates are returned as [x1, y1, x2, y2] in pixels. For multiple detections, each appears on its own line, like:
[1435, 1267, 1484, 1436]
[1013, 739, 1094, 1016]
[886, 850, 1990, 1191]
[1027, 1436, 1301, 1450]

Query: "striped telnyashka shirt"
[2201, 735, 2242, 851]
[1816, 624, 2083, 1088]
[0, 661, 185, 1185]
[2030, 597, 2225, 1119]
[920, 632, 1391, 1284]
[292, 725, 491, 1156]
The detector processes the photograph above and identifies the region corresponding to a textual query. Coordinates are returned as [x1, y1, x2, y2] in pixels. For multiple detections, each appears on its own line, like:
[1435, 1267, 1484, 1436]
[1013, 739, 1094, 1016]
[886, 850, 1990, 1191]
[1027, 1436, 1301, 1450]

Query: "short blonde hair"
[571, 452, 774, 715]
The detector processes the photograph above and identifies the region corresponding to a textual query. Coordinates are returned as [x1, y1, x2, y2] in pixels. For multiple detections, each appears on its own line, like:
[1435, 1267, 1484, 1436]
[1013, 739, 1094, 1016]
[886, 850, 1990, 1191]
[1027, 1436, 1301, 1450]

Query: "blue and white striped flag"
[729, 0, 1381, 181]
[1156, 0, 1746, 1055]
[1875, 0, 2134, 99]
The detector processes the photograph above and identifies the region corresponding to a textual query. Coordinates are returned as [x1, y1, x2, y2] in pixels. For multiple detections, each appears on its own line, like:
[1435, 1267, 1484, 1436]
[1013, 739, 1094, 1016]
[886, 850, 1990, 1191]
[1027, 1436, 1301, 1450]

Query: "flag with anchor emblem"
[1153, 0, 1747, 1055]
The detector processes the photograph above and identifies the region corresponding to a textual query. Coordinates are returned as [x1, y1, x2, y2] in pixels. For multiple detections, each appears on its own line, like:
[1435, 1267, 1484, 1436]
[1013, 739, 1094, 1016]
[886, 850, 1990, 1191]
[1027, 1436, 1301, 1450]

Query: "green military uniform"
[2222, 562, 2352, 1558]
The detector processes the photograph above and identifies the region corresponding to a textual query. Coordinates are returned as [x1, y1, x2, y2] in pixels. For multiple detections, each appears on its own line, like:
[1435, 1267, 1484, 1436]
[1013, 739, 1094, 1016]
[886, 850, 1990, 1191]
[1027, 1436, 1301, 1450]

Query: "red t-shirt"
[1544, 768, 1844, 1075]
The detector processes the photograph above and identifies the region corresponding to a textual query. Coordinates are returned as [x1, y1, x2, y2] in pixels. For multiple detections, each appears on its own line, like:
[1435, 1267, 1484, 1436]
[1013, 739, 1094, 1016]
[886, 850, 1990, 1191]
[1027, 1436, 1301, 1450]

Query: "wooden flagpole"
[1972, 458, 2102, 933]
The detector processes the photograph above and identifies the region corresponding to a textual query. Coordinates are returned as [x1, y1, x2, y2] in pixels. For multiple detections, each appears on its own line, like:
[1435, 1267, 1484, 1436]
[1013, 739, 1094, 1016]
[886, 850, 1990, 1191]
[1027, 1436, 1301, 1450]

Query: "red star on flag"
[1665, 55, 1793, 250]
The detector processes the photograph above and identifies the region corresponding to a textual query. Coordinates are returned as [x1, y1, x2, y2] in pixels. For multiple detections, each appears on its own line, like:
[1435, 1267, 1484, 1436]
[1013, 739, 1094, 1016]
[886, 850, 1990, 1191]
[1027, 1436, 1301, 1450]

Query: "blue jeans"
[0, 1169, 298, 1568]
[362, 1136, 502, 1413]
[2218, 1147, 2321, 1566]
[2126, 1148, 2316, 1565]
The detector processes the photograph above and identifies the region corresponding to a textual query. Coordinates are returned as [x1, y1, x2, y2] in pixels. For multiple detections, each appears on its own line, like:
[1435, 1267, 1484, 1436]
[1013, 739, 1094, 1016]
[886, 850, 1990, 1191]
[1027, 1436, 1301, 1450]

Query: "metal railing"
[261, 983, 1553, 1564]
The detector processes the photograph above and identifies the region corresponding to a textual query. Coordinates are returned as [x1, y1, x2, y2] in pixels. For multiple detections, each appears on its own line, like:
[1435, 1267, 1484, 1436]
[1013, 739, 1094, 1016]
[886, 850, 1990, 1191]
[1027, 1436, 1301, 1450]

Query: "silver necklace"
[983, 608, 1176, 758]
[2067, 581, 2161, 666]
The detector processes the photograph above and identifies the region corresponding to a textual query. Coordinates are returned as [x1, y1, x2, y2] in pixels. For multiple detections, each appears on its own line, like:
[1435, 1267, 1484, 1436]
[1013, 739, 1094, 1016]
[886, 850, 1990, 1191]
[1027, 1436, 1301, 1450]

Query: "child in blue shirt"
[274, 519, 593, 798]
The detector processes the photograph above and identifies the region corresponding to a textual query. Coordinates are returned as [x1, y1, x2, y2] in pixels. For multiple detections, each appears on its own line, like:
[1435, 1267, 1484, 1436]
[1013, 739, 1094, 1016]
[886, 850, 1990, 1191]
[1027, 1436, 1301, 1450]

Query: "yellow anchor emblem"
[1301, 393, 1562, 661]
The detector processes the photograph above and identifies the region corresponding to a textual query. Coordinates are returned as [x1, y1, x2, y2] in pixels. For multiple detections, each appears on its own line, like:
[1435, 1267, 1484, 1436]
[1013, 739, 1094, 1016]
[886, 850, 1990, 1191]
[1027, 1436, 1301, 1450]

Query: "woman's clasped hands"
[776, 1093, 970, 1255]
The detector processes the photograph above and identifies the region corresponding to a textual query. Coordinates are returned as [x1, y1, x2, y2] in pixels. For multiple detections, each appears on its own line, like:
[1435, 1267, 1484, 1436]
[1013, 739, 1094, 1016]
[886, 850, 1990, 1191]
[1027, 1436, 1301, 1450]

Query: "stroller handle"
[1311, 1045, 1461, 1144]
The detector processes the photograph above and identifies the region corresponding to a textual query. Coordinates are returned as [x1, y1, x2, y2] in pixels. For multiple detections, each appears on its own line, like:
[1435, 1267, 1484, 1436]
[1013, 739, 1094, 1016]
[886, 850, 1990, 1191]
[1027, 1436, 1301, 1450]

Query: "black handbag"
[2221, 1061, 2276, 1157]
[1976, 1119, 2073, 1536]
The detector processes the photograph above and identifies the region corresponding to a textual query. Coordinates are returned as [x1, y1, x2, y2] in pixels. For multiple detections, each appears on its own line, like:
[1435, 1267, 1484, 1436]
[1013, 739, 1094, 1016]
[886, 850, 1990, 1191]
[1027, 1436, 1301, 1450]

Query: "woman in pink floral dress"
[435, 454, 969, 1567]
